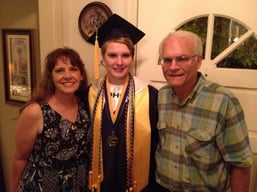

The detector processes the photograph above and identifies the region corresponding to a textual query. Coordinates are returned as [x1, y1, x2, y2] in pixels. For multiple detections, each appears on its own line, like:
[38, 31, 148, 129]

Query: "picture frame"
[78, 2, 112, 41]
[2, 29, 35, 105]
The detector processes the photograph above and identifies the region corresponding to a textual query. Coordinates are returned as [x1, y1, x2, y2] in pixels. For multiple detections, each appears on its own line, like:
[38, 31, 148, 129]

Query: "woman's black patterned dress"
[17, 100, 91, 192]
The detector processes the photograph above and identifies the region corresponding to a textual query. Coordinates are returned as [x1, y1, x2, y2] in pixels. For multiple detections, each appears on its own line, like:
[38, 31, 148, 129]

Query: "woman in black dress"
[11, 47, 91, 192]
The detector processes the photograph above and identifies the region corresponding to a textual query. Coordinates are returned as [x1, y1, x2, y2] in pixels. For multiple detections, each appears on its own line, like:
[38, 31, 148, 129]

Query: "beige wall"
[0, 0, 40, 191]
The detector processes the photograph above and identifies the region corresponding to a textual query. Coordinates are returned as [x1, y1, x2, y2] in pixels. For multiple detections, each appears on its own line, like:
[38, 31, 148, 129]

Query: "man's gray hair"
[159, 30, 203, 56]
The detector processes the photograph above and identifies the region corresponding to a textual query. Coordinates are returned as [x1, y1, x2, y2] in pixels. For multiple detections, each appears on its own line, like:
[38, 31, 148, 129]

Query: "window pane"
[177, 17, 208, 58]
[217, 36, 257, 69]
[212, 17, 247, 59]
[177, 16, 257, 70]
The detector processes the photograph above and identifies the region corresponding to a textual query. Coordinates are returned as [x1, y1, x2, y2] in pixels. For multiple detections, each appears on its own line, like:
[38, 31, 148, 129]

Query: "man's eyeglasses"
[158, 55, 198, 66]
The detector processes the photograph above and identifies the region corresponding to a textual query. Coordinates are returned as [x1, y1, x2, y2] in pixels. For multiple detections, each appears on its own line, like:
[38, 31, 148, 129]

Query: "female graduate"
[87, 14, 158, 192]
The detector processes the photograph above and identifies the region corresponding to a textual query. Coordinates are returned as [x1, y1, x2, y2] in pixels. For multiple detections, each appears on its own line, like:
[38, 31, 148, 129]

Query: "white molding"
[38, 0, 64, 67]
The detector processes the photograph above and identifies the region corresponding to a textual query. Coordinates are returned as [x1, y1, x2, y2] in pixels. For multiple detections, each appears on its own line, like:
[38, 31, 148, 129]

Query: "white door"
[136, 0, 257, 151]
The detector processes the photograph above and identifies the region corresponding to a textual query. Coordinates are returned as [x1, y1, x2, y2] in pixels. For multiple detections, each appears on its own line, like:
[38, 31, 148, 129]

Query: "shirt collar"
[170, 72, 206, 106]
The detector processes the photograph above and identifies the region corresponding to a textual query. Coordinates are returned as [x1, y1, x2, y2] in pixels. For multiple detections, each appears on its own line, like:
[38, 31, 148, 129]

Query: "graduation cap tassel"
[94, 31, 100, 80]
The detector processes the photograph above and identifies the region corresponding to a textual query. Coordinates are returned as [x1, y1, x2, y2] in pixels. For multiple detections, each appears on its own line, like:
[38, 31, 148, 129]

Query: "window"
[178, 16, 257, 70]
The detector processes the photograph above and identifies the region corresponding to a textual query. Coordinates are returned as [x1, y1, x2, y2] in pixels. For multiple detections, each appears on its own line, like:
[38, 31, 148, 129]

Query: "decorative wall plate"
[78, 2, 112, 41]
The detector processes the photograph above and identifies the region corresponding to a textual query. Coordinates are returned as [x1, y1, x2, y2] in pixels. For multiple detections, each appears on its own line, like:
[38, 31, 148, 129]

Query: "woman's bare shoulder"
[21, 102, 42, 117]
[17, 102, 43, 134]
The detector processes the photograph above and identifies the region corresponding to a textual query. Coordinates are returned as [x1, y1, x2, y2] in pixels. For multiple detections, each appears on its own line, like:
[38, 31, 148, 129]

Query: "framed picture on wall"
[2, 29, 35, 105]
[78, 2, 112, 41]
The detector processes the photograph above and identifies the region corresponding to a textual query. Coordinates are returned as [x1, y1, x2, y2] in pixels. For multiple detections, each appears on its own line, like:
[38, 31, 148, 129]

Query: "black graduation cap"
[87, 13, 145, 47]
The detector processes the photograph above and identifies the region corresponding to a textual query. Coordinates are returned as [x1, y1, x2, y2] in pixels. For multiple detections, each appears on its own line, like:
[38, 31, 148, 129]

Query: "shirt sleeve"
[216, 94, 253, 167]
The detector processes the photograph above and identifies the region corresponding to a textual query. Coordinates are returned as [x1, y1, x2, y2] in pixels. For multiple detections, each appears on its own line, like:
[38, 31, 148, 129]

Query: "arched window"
[178, 16, 257, 70]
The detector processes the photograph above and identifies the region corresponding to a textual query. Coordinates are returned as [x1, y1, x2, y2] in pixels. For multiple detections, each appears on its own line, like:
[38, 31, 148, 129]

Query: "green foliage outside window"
[178, 17, 207, 59]
[178, 16, 257, 70]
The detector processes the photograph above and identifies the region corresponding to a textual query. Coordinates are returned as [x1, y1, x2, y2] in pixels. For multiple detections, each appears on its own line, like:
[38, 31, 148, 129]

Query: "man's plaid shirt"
[155, 73, 253, 191]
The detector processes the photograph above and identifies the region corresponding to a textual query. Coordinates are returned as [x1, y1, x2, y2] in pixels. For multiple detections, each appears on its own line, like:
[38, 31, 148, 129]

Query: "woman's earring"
[100, 60, 105, 66]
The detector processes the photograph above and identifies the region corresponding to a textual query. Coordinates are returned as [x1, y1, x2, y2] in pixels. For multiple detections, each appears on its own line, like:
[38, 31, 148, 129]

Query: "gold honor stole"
[88, 77, 151, 192]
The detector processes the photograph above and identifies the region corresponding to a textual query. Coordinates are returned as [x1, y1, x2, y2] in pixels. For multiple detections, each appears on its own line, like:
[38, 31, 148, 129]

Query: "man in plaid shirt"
[155, 30, 253, 192]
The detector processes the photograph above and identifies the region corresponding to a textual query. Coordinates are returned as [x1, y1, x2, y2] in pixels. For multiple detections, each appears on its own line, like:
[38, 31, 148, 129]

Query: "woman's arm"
[11, 103, 43, 192]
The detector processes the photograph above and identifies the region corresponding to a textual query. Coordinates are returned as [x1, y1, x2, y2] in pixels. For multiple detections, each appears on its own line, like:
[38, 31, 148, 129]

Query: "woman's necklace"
[105, 76, 129, 147]
[106, 76, 129, 123]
